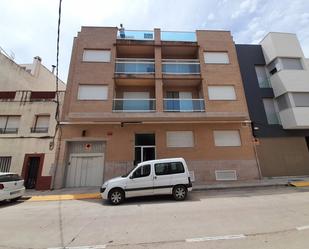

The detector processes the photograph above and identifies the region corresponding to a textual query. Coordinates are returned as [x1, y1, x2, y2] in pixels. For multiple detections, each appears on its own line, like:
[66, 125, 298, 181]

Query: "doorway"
[134, 134, 155, 165]
[23, 154, 44, 189]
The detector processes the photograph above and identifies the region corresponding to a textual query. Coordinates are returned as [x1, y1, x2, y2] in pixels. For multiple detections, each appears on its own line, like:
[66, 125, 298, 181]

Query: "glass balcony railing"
[161, 31, 196, 42]
[162, 59, 200, 74]
[117, 30, 154, 40]
[258, 77, 272, 88]
[113, 99, 156, 112]
[115, 59, 155, 74]
[164, 99, 205, 112]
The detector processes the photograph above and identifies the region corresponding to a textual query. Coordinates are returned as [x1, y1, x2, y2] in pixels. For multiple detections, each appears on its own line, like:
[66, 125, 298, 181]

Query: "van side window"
[132, 164, 151, 178]
[155, 162, 185, 175]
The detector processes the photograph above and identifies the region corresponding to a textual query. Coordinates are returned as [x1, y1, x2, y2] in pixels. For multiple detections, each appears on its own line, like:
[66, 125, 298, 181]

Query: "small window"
[132, 164, 151, 178]
[204, 52, 229, 64]
[292, 93, 309, 107]
[83, 50, 111, 62]
[0, 92, 16, 100]
[78, 85, 108, 100]
[0, 116, 20, 134]
[281, 58, 303, 70]
[155, 162, 185, 175]
[263, 98, 280, 124]
[0, 156, 12, 172]
[166, 131, 194, 148]
[213, 130, 241, 147]
[30, 92, 56, 101]
[31, 115, 50, 133]
[208, 86, 236, 100]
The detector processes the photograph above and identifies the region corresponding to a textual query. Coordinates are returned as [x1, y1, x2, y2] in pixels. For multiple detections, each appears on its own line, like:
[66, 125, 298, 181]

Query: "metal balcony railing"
[117, 30, 154, 40]
[113, 99, 156, 112]
[115, 59, 155, 74]
[162, 59, 200, 74]
[0, 128, 18, 134]
[163, 99, 205, 112]
[30, 127, 49, 133]
[161, 31, 196, 42]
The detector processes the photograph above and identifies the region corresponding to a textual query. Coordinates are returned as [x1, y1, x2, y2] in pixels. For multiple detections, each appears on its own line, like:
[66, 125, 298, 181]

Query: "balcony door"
[123, 92, 150, 111]
[166, 91, 192, 111]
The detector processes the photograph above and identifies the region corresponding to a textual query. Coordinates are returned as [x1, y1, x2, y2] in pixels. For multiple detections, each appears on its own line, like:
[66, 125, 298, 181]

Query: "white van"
[100, 158, 192, 205]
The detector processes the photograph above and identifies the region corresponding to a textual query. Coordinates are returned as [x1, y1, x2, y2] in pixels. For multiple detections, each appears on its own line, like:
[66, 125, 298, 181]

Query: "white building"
[0, 51, 65, 190]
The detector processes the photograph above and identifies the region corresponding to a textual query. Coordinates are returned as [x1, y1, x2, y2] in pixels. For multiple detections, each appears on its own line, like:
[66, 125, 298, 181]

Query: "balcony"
[161, 31, 196, 42]
[30, 127, 49, 133]
[163, 99, 205, 112]
[117, 30, 154, 41]
[162, 59, 200, 74]
[113, 99, 156, 112]
[115, 59, 155, 74]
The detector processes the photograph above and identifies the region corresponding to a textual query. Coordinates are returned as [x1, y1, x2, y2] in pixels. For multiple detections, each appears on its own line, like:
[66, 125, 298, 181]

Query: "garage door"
[65, 153, 104, 187]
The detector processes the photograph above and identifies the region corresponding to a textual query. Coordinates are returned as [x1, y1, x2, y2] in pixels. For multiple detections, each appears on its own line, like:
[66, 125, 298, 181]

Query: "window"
[0, 116, 20, 134]
[276, 94, 291, 111]
[82, 50, 111, 62]
[155, 162, 185, 175]
[208, 86, 236, 100]
[213, 130, 241, 147]
[0, 92, 16, 100]
[30, 92, 56, 101]
[166, 131, 194, 147]
[78, 85, 108, 100]
[31, 115, 50, 133]
[263, 98, 280, 124]
[255, 66, 271, 88]
[204, 52, 229, 64]
[132, 164, 151, 178]
[267, 57, 303, 75]
[0, 173, 22, 182]
[0, 156, 12, 172]
[292, 93, 309, 107]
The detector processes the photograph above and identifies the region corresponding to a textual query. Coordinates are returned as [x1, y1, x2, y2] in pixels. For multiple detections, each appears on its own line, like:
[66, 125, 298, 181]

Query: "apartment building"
[236, 32, 309, 177]
[0, 52, 65, 190]
[54, 26, 260, 189]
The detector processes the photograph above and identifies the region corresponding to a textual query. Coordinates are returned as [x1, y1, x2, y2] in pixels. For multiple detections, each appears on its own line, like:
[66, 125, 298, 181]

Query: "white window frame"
[82, 49, 111, 62]
[78, 85, 108, 100]
[213, 130, 241, 147]
[204, 52, 230, 64]
[166, 131, 194, 148]
[208, 86, 236, 100]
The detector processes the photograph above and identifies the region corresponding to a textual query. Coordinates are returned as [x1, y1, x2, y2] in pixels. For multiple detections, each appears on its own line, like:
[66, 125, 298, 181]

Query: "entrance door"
[134, 134, 155, 165]
[24, 157, 41, 189]
[66, 153, 104, 187]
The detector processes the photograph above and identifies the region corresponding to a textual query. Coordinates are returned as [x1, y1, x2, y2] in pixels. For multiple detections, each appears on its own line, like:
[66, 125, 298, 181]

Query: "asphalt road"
[1, 186, 309, 249]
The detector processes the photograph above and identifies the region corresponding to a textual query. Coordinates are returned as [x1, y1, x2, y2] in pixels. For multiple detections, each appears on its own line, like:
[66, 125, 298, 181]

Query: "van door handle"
[153, 176, 157, 180]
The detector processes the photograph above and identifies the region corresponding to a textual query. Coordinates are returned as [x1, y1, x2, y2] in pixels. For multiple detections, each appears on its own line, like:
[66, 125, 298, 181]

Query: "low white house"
[0, 51, 65, 190]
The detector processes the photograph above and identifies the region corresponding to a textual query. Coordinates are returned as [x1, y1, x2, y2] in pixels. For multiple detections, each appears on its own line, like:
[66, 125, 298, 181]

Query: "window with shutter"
[166, 131, 194, 147]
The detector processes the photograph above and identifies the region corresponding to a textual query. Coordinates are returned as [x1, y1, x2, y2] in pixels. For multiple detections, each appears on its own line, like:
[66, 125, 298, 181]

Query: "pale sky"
[1, 0, 309, 82]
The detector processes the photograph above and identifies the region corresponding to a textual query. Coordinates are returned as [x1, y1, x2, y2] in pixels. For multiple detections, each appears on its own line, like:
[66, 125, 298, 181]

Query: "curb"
[192, 182, 288, 191]
[23, 193, 101, 202]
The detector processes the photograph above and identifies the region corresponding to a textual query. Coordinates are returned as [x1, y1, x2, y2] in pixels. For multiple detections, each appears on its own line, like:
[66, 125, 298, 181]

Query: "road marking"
[48, 245, 106, 249]
[186, 234, 246, 242]
[296, 225, 309, 231]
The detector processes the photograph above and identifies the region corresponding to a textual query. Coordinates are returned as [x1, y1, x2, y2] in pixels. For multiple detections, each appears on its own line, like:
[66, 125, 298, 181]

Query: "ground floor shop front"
[53, 122, 260, 189]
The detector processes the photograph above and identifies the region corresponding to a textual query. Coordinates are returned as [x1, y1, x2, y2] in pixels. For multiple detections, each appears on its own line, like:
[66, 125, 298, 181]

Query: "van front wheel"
[109, 188, 125, 205]
[173, 185, 187, 201]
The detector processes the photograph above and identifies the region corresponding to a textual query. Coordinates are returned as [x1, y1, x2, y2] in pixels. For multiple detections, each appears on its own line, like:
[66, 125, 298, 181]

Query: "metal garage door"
[65, 153, 104, 187]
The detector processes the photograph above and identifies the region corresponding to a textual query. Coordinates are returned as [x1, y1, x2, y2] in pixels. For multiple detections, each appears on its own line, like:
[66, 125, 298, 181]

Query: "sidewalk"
[23, 177, 309, 201]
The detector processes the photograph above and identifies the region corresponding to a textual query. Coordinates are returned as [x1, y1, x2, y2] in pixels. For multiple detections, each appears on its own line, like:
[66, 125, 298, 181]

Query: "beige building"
[0, 51, 65, 190]
[53, 27, 260, 189]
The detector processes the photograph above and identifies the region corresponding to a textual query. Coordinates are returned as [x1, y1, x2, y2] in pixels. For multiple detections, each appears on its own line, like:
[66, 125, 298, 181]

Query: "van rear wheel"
[173, 185, 187, 201]
[109, 189, 124, 205]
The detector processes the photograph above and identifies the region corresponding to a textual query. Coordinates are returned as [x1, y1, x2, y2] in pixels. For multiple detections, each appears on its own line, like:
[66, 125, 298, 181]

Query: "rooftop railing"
[161, 31, 197, 42]
[117, 30, 154, 41]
